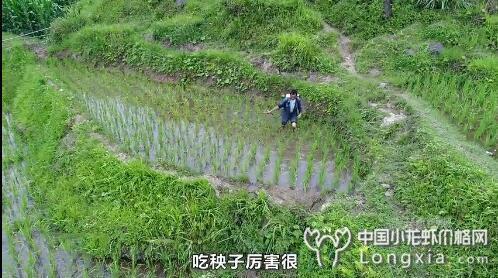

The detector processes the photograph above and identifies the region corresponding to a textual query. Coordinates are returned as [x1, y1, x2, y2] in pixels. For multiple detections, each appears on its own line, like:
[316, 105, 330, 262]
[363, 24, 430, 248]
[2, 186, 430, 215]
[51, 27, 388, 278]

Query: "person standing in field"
[265, 89, 303, 129]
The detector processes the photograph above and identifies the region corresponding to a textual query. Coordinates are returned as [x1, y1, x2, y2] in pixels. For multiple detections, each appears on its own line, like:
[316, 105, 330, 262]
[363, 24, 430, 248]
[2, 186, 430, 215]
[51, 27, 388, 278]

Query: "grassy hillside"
[2, 0, 497, 276]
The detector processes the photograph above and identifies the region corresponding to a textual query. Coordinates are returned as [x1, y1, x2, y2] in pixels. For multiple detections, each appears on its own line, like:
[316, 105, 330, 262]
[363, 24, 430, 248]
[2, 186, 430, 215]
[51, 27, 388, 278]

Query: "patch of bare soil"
[250, 56, 280, 74]
[31, 45, 48, 59]
[368, 68, 382, 77]
[369, 101, 406, 127]
[53, 49, 80, 60]
[161, 39, 204, 52]
[180, 42, 204, 52]
[306, 72, 338, 84]
[145, 70, 181, 84]
[22, 41, 48, 59]
[338, 34, 356, 74]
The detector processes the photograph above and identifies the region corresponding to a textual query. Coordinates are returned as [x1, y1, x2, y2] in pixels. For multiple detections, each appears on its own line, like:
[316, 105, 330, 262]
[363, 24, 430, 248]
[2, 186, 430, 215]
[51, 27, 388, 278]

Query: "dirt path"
[321, 22, 497, 178]
[322, 22, 356, 74]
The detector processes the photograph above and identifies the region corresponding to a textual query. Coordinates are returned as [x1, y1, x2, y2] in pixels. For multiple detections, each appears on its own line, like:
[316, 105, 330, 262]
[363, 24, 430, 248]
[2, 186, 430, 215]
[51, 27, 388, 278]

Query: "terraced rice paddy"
[83, 95, 353, 194]
[48, 62, 355, 195]
[2, 113, 159, 277]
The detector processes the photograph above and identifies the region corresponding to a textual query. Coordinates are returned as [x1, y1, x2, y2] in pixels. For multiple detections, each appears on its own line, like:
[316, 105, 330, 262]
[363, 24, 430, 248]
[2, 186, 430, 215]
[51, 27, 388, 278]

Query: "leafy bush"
[437, 46, 467, 71]
[219, 0, 323, 48]
[151, 14, 205, 45]
[468, 56, 498, 83]
[423, 20, 462, 46]
[83, 0, 174, 23]
[49, 8, 87, 43]
[271, 32, 335, 72]
[315, 0, 440, 40]
[484, 14, 498, 50]
[415, 0, 475, 10]
[2, 0, 75, 34]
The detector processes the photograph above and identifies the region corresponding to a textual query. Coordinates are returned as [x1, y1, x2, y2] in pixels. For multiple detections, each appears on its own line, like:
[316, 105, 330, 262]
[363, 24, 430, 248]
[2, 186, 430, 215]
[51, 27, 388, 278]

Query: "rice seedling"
[222, 139, 233, 176]
[289, 144, 301, 189]
[273, 139, 287, 186]
[318, 146, 330, 191]
[240, 143, 257, 175]
[82, 266, 90, 278]
[27, 248, 37, 278]
[232, 137, 246, 175]
[47, 240, 58, 277]
[303, 140, 320, 190]
[131, 245, 138, 277]
[332, 146, 349, 190]
[2, 220, 19, 276]
[111, 247, 121, 278]
[256, 145, 271, 183]
[207, 136, 218, 174]
[302, 154, 314, 191]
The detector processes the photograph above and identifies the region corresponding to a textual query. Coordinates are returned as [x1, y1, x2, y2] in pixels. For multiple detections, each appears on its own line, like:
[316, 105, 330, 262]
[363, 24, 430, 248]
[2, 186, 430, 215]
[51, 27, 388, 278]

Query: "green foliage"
[415, 0, 474, 10]
[12, 66, 71, 168]
[83, 0, 174, 23]
[398, 141, 497, 226]
[403, 72, 497, 147]
[423, 19, 489, 50]
[423, 20, 463, 46]
[468, 55, 498, 83]
[49, 7, 87, 43]
[397, 140, 498, 275]
[271, 32, 336, 72]
[219, 0, 323, 48]
[151, 14, 205, 45]
[315, 0, 440, 40]
[484, 14, 498, 50]
[1, 40, 36, 110]
[2, 0, 75, 34]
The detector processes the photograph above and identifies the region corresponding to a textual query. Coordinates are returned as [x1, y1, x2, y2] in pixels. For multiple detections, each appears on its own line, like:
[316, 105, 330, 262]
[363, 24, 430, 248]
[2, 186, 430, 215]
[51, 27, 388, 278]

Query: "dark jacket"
[278, 97, 302, 116]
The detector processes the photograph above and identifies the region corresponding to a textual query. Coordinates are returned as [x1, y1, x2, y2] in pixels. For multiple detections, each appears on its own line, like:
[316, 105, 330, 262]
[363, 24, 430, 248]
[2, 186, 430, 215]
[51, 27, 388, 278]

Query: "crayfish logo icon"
[303, 227, 351, 267]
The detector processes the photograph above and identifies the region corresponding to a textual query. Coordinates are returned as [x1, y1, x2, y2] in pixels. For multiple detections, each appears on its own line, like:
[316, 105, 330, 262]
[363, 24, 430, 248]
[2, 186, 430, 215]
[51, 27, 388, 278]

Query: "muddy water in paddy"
[83, 96, 353, 201]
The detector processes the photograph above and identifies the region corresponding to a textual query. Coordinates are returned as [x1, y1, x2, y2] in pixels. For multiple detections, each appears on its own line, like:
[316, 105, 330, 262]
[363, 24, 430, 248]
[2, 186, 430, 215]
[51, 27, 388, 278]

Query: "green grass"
[356, 16, 497, 148]
[400, 72, 497, 147]
[151, 14, 205, 46]
[2, 0, 75, 34]
[271, 32, 337, 73]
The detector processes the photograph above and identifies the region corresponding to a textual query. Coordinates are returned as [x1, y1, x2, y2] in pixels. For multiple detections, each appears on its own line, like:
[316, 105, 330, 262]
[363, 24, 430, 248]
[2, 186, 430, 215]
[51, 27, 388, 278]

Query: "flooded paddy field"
[83, 96, 353, 196]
